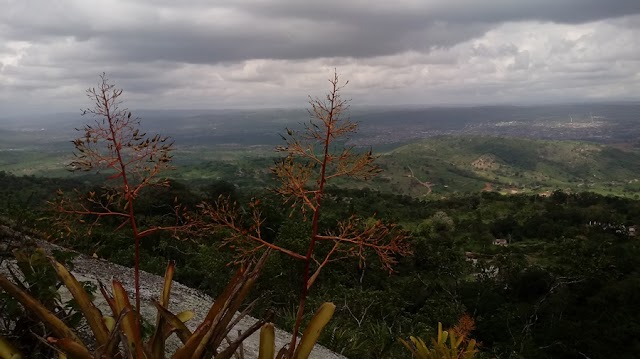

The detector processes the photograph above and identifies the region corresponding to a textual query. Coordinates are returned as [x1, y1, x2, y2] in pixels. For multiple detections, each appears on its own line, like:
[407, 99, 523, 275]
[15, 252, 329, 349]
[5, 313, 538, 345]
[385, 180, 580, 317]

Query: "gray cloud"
[248, 0, 640, 25]
[0, 1, 639, 115]
[4, 0, 640, 64]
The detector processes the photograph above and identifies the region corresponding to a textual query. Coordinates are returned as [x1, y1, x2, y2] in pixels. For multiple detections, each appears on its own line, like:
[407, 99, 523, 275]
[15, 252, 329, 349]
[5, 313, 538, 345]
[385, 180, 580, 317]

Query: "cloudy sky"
[1, 0, 640, 116]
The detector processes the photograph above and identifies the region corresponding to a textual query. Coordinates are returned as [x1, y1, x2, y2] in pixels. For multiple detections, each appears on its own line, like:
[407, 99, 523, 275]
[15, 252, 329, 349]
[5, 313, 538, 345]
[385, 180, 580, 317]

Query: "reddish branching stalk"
[51, 74, 189, 315]
[452, 313, 477, 345]
[202, 71, 412, 357]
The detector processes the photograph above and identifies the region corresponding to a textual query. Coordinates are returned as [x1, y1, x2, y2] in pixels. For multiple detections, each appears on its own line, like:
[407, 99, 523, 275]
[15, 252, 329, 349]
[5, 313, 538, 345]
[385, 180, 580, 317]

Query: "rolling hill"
[369, 136, 640, 197]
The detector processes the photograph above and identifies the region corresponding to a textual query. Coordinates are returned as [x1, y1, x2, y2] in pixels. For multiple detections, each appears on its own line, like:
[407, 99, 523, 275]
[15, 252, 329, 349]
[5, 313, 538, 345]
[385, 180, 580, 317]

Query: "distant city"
[2, 102, 639, 151]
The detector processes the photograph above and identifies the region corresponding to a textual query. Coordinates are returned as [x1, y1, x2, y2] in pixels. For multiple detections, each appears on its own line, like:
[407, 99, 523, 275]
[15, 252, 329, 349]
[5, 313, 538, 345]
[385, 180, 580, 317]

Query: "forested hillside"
[167, 136, 640, 198]
[2, 170, 639, 358]
[367, 136, 640, 197]
[2, 77, 639, 359]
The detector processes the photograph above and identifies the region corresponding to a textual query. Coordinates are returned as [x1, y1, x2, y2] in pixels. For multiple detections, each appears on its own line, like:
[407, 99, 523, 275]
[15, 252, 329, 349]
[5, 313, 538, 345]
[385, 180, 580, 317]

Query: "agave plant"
[0, 250, 270, 359]
[399, 322, 479, 359]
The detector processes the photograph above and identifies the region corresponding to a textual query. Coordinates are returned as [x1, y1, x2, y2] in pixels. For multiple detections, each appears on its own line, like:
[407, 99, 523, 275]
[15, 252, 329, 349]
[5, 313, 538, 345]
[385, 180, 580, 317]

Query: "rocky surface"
[0, 225, 346, 358]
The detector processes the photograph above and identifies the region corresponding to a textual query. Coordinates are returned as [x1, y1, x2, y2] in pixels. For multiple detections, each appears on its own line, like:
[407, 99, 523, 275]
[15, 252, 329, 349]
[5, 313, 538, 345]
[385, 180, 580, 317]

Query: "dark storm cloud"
[90, 22, 492, 64]
[3, 0, 640, 65]
[248, 0, 640, 25]
[1, 0, 640, 115]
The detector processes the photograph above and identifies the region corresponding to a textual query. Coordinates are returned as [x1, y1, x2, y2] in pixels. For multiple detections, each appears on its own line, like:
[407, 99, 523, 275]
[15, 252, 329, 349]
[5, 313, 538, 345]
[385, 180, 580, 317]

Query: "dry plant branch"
[50, 73, 192, 314]
[203, 71, 412, 357]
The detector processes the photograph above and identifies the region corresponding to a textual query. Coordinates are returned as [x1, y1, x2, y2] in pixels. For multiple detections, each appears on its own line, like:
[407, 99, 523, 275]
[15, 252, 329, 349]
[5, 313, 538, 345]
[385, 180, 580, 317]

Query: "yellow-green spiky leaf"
[148, 261, 176, 359]
[258, 323, 275, 359]
[51, 259, 110, 348]
[176, 310, 194, 323]
[413, 336, 429, 357]
[0, 274, 85, 348]
[156, 302, 193, 344]
[0, 335, 22, 359]
[171, 320, 211, 359]
[102, 316, 115, 333]
[47, 338, 92, 359]
[111, 281, 144, 359]
[293, 302, 335, 359]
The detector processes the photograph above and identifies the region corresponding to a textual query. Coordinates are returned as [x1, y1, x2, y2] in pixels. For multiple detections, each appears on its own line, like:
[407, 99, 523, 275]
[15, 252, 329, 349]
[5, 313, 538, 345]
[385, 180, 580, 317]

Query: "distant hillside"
[367, 136, 640, 197]
[3, 131, 640, 198]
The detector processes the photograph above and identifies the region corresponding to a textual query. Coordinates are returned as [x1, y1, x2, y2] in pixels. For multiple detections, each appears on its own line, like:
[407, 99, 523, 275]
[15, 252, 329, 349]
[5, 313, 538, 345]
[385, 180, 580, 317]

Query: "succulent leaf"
[293, 302, 336, 359]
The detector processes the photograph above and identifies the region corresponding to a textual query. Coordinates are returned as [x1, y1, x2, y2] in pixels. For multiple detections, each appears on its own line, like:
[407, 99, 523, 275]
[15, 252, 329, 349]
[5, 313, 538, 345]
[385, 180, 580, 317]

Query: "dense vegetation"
[2, 169, 639, 358]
